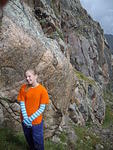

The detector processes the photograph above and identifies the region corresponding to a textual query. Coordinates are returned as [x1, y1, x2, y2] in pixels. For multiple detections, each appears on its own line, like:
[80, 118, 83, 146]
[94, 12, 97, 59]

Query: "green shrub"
[0, 127, 67, 150]
[74, 126, 100, 150]
[0, 128, 27, 150]
[103, 90, 113, 128]
[102, 105, 113, 128]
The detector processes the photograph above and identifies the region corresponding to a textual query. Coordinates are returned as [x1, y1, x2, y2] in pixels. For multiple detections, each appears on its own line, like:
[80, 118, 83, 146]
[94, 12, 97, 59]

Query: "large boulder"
[0, 0, 75, 137]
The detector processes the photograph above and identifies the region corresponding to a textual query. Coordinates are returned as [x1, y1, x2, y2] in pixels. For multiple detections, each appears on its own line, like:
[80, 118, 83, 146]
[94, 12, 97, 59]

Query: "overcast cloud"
[80, 0, 113, 34]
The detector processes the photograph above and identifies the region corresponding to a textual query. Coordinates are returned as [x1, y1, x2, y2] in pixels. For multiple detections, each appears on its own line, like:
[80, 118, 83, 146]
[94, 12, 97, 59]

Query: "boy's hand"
[23, 118, 32, 127]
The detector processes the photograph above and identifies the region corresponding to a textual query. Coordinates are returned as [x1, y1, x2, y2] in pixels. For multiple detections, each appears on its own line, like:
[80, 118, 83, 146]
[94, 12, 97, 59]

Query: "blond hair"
[25, 67, 37, 75]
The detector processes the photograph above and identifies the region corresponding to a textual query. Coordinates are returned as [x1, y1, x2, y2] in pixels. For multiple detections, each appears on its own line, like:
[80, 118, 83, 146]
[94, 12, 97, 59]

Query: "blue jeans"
[22, 121, 44, 150]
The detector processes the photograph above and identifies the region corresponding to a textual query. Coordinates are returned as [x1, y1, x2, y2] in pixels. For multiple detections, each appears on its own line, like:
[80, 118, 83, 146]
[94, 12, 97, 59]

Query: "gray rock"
[0, 104, 4, 125]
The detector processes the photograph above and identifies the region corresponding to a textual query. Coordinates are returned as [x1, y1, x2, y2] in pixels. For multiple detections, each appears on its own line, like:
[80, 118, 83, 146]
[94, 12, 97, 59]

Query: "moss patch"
[75, 69, 96, 86]
[103, 90, 113, 128]
[39, 19, 47, 27]
[56, 27, 64, 40]
[102, 105, 113, 128]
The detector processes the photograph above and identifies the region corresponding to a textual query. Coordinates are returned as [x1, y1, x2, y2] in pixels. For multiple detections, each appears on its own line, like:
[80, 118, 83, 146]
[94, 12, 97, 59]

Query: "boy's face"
[25, 70, 37, 85]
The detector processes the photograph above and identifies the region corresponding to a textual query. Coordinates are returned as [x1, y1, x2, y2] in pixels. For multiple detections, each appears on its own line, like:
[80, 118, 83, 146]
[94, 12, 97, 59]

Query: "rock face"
[0, 0, 75, 136]
[0, 0, 111, 140]
[105, 34, 113, 53]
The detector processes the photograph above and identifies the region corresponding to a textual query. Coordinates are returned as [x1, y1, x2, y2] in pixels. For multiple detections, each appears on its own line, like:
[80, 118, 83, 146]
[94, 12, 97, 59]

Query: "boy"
[17, 69, 49, 150]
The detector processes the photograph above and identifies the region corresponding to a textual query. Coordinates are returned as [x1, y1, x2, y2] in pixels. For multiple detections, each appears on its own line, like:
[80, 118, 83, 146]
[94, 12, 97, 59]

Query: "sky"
[80, 0, 113, 35]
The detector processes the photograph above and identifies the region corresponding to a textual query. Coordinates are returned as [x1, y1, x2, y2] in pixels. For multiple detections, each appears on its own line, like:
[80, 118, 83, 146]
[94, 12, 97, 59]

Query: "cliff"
[0, 0, 112, 148]
[105, 34, 113, 53]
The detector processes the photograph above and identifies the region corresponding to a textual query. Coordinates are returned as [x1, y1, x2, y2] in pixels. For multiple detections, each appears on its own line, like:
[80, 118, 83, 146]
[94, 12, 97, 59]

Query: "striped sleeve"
[29, 104, 45, 122]
[20, 101, 28, 119]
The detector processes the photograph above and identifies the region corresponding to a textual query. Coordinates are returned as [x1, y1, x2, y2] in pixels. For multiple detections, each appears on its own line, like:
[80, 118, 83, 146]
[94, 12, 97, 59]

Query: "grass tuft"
[0, 127, 27, 150]
[74, 126, 100, 150]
